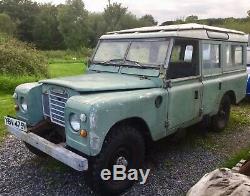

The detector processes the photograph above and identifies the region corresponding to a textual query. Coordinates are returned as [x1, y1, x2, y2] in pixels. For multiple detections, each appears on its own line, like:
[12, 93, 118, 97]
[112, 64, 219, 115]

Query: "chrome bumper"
[7, 126, 88, 171]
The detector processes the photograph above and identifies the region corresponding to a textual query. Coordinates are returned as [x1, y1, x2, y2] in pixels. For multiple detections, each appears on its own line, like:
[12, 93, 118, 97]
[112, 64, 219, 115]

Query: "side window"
[168, 40, 198, 79]
[170, 45, 182, 62]
[202, 44, 220, 70]
[170, 45, 193, 63]
[225, 44, 233, 67]
[225, 44, 243, 68]
[184, 45, 193, 62]
[234, 46, 243, 65]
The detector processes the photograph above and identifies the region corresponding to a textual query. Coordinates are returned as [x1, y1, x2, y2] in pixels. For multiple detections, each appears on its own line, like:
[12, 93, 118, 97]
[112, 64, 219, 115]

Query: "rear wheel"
[211, 95, 231, 132]
[89, 125, 145, 195]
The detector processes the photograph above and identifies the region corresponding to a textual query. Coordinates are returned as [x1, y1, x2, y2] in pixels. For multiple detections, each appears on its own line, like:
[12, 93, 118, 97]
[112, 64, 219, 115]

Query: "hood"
[39, 73, 160, 92]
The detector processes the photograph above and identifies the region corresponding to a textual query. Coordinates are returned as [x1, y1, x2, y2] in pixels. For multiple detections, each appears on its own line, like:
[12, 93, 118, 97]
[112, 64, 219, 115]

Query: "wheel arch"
[224, 90, 236, 105]
[105, 117, 153, 146]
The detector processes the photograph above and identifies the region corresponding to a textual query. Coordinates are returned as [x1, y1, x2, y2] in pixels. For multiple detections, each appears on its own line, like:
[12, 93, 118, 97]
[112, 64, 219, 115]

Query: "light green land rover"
[4, 23, 249, 194]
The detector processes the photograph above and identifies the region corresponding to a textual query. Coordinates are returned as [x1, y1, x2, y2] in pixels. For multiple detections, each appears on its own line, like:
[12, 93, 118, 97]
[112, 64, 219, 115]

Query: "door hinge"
[165, 121, 169, 128]
[199, 108, 203, 116]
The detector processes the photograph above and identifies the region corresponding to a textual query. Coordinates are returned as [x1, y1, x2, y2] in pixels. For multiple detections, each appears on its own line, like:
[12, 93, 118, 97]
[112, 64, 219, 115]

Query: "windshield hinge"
[163, 79, 171, 89]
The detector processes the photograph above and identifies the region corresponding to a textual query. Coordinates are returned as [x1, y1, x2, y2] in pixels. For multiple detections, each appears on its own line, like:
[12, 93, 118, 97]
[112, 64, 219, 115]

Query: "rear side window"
[225, 45, 243, 67]
[234, 46, 243, 65]
[202, 44, 220, 69]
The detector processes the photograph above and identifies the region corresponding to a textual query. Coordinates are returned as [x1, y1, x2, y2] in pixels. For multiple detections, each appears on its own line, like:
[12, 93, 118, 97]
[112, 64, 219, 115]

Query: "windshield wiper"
[124, 59, 142, 67]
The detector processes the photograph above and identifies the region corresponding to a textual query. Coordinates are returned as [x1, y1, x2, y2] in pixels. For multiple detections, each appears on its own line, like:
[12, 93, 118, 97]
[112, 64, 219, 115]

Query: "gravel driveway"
[1, 126, 250, 196]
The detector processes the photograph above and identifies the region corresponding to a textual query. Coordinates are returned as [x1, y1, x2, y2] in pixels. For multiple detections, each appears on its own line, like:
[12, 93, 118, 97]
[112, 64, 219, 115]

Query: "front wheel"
[211, 95, 231, 132]
[88, 125, 145, 195]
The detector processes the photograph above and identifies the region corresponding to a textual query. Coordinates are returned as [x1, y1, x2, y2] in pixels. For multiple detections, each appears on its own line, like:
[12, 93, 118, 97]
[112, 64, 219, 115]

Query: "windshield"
[93, 39, 170, 67]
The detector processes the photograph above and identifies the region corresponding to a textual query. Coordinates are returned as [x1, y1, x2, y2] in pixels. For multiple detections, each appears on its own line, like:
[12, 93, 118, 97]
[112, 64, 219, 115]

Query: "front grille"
[42, 89, 69, 127]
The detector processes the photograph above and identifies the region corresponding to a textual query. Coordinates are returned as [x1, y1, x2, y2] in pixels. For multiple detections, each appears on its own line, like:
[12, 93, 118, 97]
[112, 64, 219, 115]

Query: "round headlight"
[20, 97, 28, 112]
[69, 113, 81, 131]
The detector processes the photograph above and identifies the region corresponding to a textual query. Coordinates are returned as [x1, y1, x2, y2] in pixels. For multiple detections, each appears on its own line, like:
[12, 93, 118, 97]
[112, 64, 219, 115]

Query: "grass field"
[0, 93, 14, 142]
[0, 62, 86, 142]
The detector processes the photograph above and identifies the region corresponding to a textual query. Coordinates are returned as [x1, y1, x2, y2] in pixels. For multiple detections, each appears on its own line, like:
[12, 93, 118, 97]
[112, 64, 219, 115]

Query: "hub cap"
[116, 156, 128, 167]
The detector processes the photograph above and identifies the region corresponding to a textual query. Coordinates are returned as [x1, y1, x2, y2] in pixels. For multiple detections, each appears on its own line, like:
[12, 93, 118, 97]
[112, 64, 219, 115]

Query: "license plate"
[4, 116, 27, 132]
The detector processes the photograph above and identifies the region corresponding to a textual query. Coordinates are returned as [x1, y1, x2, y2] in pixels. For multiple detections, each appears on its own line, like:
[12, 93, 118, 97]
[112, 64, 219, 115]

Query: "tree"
[32, 4, 64, 50]
[0, 0, 40, 42]
[248, 10, 250, 17]
[0, 13, 16, 35]
[185, 15, 198, 23]
[103, 2, 128, 31]
[139, 15, 157, 26]
[88, 13, 106, 47]
[119, 12, 139, 29]
[57, 0, 89, 50]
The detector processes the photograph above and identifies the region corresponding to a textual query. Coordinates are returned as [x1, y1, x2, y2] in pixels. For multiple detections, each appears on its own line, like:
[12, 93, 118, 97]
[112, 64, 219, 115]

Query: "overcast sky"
[34, 0, 250, 23]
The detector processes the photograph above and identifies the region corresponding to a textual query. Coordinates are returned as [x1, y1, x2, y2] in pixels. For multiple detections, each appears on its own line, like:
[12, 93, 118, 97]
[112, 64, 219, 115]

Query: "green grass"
[0, 92, 14, 142]
[223, 145, 250, 168]
[41, 49, 92, 64]
[49, 63, 86, 78]
[0, 62, 86, 142]
[228, 101, 250, 128]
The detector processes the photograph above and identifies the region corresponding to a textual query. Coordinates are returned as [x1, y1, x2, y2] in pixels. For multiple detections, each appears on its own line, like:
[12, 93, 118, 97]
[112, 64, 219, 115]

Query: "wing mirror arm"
[87, 58, 92, 68]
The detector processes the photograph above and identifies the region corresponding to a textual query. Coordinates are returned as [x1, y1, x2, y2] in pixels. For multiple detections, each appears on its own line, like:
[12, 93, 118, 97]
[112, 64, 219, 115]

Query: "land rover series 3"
[4, 23, 249, 194]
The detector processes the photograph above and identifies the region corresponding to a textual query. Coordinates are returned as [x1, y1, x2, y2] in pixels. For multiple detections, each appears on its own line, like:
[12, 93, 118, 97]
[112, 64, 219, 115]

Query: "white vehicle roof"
[101, 23, 248, 43]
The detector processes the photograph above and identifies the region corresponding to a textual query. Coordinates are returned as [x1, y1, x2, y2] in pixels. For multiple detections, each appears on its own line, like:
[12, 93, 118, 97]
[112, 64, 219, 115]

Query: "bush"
[0, 37, 49, 77]
[0, 75, 40, 94]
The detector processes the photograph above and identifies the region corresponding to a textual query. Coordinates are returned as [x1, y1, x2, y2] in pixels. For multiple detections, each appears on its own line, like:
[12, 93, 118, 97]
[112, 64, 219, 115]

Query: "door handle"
[194, 90, 199, 99]
[219, 82, 222, 90]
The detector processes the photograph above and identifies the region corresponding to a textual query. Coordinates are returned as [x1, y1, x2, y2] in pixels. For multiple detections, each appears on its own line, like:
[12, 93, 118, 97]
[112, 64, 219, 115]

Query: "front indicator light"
[80, 130, 88, 137]
[14, 104, 19, 111]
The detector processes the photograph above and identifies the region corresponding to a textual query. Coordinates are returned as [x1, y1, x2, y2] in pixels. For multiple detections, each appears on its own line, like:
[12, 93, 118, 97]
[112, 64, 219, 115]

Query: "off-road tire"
[24, 142, 47, 157]
[211, 95, 231, 132]
[88, 125, 145, 195]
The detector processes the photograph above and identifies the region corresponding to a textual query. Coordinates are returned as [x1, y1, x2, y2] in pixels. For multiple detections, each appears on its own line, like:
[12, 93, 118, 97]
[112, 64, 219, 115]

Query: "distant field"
[0, 62, 86, 142]
[49, 63, 86, 78]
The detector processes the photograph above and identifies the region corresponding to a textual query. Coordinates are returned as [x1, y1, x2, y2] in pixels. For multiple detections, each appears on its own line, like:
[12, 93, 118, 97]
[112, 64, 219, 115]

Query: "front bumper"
[7, 125, 88, 171]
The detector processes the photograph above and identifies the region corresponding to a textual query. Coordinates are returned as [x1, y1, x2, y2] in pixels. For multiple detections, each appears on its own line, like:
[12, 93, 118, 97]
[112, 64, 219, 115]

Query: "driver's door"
[166, 39, 203, 131]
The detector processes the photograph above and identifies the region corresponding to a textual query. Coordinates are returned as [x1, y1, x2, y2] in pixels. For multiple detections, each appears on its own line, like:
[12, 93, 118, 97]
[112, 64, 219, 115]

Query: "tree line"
[0, 0, 249, 51]
[0, 0, 157, 50]
[162, 13, 250, 34]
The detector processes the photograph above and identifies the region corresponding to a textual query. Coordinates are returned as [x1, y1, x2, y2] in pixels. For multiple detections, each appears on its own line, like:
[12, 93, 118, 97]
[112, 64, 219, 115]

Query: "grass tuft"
[223, 146, 250, 168]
